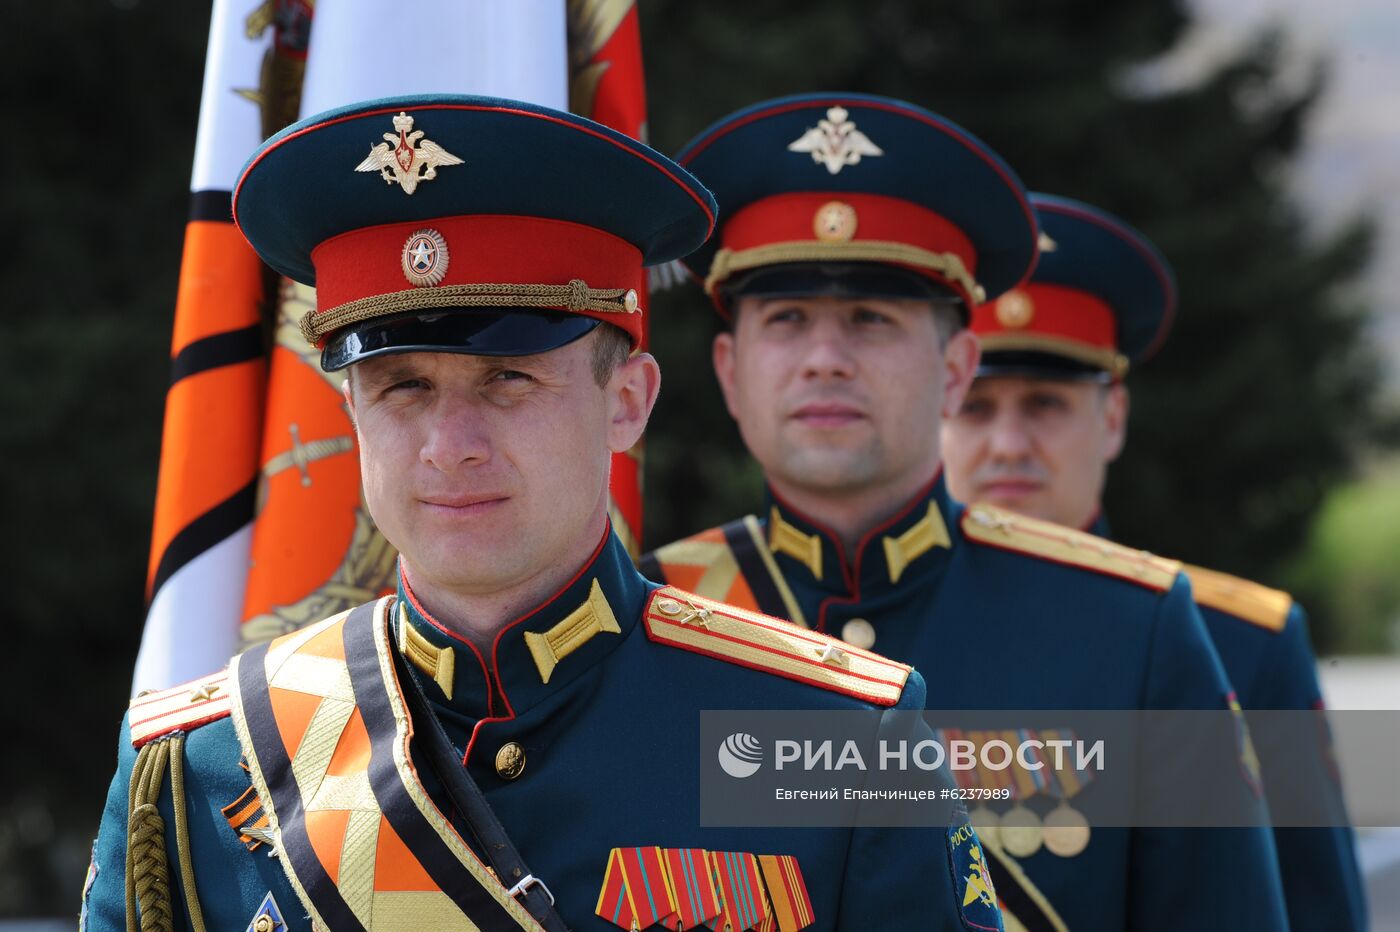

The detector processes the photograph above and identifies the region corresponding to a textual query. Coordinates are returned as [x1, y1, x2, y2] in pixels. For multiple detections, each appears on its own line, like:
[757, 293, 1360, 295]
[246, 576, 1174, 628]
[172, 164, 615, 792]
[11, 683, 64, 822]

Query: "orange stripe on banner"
[147, 359, 266, 593]
[169, 221, 265, 354]
[240, 346, 362, 621]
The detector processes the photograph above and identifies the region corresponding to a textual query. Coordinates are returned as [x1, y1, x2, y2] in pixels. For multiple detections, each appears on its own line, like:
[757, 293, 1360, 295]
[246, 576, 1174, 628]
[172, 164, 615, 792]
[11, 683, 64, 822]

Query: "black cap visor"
[976, 350, 1112, 383]
[721, 262, 961, 311]
[322, 308, 602, 372]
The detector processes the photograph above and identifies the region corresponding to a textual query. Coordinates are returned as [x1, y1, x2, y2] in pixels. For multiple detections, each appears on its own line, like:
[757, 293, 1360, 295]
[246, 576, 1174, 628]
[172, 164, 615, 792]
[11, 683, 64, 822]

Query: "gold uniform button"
[496, 742, 526, 780]
[252, 914, 276, 932]
[655, 597, 682, 616]
[841, 618, 876, 650]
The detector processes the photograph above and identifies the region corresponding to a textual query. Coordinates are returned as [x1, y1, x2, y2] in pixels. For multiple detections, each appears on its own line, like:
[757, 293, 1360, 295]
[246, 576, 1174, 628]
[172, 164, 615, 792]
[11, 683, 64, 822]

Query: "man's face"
[713, 294, 979, 502]
[344, 329, 656, 598]
[941, 375, 1128, 528]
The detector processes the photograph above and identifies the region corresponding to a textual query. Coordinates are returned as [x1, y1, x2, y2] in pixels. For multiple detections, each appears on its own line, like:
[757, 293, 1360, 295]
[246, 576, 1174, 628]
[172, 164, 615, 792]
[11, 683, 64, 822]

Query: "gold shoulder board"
[129, 670, 232, 748]
[643, 586, 910, 707]
[1181, 563, 1293, 632]
[961, 504, 1181, 592]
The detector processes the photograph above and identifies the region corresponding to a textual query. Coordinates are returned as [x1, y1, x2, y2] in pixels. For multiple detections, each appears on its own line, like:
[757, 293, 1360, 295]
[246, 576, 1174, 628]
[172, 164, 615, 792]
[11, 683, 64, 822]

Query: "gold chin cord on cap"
[299, 279, 641, 344]
[704, 240, 986, 304]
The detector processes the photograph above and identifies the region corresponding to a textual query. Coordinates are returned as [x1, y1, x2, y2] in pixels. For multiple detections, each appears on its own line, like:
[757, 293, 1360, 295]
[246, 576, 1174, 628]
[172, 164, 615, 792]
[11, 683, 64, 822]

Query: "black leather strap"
[720, 517, 791, 620]
[391, 609, 570, 931]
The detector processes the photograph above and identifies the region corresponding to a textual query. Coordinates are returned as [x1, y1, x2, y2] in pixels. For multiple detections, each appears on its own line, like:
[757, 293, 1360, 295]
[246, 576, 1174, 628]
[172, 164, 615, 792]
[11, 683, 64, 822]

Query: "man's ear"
[940, 329, 982, 421]
[607, 352, 661, 454]
[1102, 382, 1130, 463]
[341, 373, 357, 430]
[712, 331, 742, 421]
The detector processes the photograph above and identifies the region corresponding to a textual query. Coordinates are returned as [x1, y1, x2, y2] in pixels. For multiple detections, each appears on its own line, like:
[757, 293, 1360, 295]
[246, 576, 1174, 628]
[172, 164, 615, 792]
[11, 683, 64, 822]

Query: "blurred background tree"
[639, 0, 1395, 657]
[1, 0, 208, 915]
[2, 0, 1393, 916]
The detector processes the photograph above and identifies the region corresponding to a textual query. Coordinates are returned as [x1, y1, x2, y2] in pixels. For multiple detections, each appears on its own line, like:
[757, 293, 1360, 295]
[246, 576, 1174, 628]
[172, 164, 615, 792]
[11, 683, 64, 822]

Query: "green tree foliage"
[1288, 461, 1400, 653]
[639, 0, 1387, 612]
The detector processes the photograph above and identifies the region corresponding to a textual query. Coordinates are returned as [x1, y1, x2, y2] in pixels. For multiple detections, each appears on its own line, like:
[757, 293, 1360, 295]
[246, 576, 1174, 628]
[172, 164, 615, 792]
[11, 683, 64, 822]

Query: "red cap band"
[972, 282, 1117, 354]
[310, 214, 646, 343]
[721, 190, 977, 281]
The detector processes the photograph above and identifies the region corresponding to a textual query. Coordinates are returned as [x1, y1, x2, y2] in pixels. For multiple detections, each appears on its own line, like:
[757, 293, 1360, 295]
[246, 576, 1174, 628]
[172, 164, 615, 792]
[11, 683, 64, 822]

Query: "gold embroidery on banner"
[883, 502, 952, 584]
[398, 605, 455, 700]
[524, 579, 622, 684]
[262, 423, 354, 490]
[769, 508, 823, 581]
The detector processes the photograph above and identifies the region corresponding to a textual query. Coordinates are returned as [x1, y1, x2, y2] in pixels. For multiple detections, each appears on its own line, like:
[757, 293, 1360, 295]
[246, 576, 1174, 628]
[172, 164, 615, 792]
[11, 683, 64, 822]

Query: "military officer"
[642, 93, 1289, 930]
[84, 96, 1001, 932]
[941, 192, 1366, 930]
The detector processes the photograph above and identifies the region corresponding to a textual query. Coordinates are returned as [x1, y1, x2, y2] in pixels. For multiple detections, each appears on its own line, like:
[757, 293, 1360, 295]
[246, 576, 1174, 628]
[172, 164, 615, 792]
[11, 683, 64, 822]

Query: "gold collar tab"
[524, 579, 621, 684]
[397, 603, 456, 700]
[882, 502, 952, 584]
[769, 507, 824, 580]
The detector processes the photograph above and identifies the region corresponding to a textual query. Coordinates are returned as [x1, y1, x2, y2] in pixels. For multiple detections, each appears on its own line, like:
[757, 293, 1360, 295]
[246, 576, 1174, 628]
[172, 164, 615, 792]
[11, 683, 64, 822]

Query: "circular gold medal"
[968, 805, 1000, 850]
[1042, 803, 1090, 858]
[999, 804, 1042, 858]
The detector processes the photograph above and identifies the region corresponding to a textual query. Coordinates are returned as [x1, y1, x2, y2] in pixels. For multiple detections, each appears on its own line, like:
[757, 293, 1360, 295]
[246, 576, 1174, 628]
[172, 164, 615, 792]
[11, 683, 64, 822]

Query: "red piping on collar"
[400, 557, 494, 718]
[462, 519, 614, 765]
[768, 469, 944, 631]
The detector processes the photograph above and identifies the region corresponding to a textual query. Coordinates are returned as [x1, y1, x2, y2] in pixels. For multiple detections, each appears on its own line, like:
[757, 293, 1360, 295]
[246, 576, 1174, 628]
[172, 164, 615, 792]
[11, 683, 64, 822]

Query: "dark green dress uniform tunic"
[645, 478, 1290, 931]
[84, 531, 1002, 931]
[1088, 514, 1366, 931]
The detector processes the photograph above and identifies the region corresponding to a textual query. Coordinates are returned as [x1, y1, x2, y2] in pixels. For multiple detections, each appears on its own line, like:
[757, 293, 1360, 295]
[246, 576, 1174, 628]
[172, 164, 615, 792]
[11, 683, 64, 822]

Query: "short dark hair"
[590, 323, 632, 386]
